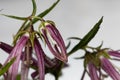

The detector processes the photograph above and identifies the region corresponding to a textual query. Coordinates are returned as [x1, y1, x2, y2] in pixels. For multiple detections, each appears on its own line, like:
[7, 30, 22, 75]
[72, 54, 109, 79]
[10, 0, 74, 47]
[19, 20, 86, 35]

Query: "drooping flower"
[40, 21, 67, 63]
[34, 37, 45, 80]
[100, 57, 120, 80]
[88, 62, 100, 80]
[0, 40, 58, 80]
[4, 34, 29, 80]
[82, 49, 120, 80]
[108, 50, 120, 58]
[0, 41, 13, 53]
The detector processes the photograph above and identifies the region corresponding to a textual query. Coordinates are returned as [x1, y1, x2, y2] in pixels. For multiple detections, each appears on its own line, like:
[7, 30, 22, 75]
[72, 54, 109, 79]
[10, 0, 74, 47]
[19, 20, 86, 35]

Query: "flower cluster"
[79, 47, 120, 80]
[1, 0, 120, 80]
[0, 20, 68, 80]
[0, 0, 69, 79]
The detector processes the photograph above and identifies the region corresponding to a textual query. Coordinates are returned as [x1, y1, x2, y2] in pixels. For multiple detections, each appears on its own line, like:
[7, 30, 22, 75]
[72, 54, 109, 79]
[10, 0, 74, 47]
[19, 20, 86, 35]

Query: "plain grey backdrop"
[1, 0, 120, 80]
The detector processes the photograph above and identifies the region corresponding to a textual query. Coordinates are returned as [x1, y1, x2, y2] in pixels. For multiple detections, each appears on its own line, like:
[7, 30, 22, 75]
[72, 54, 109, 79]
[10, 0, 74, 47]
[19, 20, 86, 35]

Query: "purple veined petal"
[34, 37, 45, 80]
[88, 62, 100, 80]
[30, 53, 56, 70]
[0, 41, 55, 74]
[21, 61, 29, 80]
[108, 51, 120, 58]
[43, 53, 56, 68]
[31, 71, 38, 79]
[101, 58, 120, 80]
[42, 27, 67, 63]
[46, 25, 67, 58]
[4, 35, 29, 64]
[0, 42, 13, 53]
[4, 35, 29, 80]
[42, 29, 66, 62]
[0, 41, 40, 69]
[45, 24, 65, 46]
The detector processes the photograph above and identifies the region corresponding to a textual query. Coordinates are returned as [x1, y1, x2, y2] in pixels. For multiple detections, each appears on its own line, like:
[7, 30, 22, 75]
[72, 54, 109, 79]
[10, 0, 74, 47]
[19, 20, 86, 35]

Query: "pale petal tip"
[24, 32, 29, 37]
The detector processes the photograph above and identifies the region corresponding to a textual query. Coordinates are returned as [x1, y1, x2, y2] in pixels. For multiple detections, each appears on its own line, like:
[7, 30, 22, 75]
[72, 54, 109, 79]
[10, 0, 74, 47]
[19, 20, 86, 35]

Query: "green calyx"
[84, 48, 110, 69]
[84, 52, 100, 68]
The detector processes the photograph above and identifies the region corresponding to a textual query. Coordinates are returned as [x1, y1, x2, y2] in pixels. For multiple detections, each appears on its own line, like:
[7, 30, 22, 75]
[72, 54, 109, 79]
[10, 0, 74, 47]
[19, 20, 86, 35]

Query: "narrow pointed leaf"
[1, 14, 27, 20]
[74, 56, 85, 59]
[68, 37, 82, 41]
[0, 64, 2, 68]
[23, 0, 60, 31]
[66, 41, 71, 49]
[36, 0, 60, 19]
[96, 41, 103, 49]
[68, 17, 103, 56]
[31, 0, 37, 16]
[16, 74, 21, 80]
[0, 57, 16, 76]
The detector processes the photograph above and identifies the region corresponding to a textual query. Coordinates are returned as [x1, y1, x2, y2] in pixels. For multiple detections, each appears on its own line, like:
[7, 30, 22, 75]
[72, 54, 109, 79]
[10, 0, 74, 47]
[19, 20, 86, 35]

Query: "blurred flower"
[0, 33, 67, 80]
[4, 34, 29, 80]
[82, 49, 120, 80]
[40, 21, 68, 63]
[0, 42, 13, 53]
[108, 50, 120, 59]
[100, 57, 120, 80]
[34, 37, 45, 80]
[88, 62, 100, 80]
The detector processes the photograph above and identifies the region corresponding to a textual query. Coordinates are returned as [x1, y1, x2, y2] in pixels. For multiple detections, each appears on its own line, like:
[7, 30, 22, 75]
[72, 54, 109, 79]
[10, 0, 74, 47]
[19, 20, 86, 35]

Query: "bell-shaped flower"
[100, 50, 120, 80]
[100, 57, 120, 80]
[4, 34, 29, 80]
[88, 62, 100, 80]
[34, 37, 45, 80]
[108, 50, 120, 59]
[82, 50, 120, 80]
[40, 21, 67, 63]
[0, 40, 56, 80]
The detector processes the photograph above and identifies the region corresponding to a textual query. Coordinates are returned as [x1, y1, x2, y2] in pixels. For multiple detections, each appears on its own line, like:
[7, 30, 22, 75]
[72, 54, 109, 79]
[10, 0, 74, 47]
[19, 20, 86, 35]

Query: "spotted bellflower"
[3, 34, 29, 80]
[40, 21, 68, 63]
[83, 48, 120, 80]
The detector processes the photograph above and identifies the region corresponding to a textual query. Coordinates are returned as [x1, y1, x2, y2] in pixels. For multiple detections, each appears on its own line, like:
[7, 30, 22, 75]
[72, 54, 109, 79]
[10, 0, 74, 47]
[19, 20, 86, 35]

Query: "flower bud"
[40, 21, 68, 63]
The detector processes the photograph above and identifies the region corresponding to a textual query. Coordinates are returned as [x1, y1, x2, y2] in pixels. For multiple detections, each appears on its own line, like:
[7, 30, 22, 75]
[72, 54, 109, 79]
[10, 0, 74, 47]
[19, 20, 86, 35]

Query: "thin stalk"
[81, 69, 86, 80]
[21, 41, 32, 80]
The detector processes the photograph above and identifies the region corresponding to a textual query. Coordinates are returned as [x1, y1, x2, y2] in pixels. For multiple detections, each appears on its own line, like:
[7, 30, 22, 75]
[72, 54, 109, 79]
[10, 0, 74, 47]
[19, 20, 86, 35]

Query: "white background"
[0, 0, 120, 80]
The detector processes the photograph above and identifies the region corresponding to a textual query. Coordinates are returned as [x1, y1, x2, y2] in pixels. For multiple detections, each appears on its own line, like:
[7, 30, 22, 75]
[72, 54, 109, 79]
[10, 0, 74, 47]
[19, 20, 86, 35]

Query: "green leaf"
[31, 0, 37, 16]
[74, 56, 85, 59]
[16, 74, 21, 80]
[23, 0, 60, 31]
[36, 0, 60, 19]
[1, 14, 27, 20]
[0, 57, 16, 76]
[66, 41, 71, 49]
[68, 37, 82, 40]
[68, 17, 103, 56]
